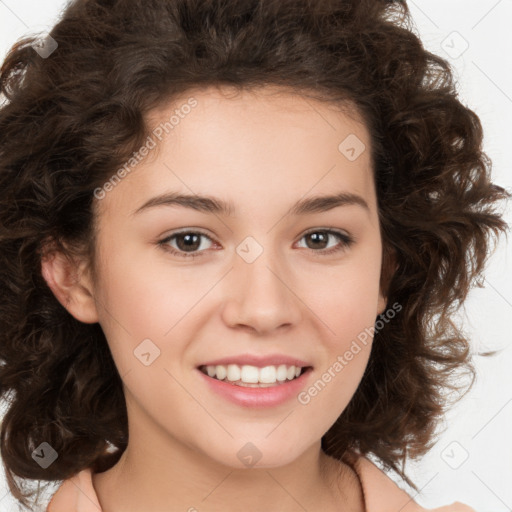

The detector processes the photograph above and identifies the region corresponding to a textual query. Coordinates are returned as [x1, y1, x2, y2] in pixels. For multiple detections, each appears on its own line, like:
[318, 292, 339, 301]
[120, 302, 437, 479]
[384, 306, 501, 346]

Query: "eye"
[295, 229, 354, 256]
[158, 230, 215, 259]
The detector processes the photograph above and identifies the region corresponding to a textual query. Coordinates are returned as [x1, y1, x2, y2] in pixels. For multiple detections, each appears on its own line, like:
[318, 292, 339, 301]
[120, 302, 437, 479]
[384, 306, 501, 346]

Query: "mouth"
[198, 363, 313, 387]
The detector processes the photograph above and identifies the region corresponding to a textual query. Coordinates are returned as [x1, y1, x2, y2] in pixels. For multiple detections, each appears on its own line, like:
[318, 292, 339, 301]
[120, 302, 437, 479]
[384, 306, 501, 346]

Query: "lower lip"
[196, 367, 313, 408]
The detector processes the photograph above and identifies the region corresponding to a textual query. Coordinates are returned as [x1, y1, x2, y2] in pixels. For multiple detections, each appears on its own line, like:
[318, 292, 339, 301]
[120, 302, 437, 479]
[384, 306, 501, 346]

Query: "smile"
[199, 363, 309, 387]
[197, 365, 313, 408]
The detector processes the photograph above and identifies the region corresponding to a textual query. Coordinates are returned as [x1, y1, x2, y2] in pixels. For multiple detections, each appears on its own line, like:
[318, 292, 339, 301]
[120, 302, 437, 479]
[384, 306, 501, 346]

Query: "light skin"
[42, 85, 389, 511]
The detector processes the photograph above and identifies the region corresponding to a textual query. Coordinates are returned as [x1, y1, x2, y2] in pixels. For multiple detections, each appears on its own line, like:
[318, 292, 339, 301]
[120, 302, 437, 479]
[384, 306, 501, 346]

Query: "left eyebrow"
[132, 191, 370, 217]
[290, 192, 370, 215]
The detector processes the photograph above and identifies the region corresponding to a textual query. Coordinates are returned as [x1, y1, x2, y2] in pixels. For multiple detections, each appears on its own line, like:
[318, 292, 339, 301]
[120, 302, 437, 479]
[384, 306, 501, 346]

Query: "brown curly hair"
[0, 0, 509, 508]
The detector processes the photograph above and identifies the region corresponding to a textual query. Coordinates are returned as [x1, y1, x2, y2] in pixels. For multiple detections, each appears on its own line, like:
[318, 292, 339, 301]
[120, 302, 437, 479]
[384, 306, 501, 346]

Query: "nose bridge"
[222, 235, 302, 333]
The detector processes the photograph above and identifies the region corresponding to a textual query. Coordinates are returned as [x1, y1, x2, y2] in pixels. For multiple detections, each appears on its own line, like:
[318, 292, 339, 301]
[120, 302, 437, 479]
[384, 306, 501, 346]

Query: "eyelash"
[157, 228, 354, 259]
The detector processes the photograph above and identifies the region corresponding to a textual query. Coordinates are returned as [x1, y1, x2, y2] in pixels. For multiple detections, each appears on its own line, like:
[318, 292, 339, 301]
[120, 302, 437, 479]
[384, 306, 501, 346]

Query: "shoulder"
[46, 467, 101, 512]
[351, 454, 476, 512]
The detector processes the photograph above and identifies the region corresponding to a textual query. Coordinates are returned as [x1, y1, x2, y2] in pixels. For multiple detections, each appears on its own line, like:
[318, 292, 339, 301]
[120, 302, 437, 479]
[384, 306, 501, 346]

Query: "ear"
[40, 244, 99, 324]
[377, 289, 387, 316]
[377, 244, 397, 315]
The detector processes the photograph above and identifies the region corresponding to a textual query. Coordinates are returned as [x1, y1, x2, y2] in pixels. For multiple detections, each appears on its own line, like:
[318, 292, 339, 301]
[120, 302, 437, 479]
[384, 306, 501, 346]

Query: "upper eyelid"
[160, 227, 349, 238]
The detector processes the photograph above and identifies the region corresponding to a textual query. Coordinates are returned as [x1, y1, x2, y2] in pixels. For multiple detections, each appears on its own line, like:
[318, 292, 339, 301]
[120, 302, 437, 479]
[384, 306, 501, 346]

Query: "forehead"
[97, 85, 376, 220]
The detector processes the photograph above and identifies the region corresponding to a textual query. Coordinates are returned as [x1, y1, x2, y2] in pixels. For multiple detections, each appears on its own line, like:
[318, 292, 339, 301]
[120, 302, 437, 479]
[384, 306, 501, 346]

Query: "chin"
[203, 438, 311, 470]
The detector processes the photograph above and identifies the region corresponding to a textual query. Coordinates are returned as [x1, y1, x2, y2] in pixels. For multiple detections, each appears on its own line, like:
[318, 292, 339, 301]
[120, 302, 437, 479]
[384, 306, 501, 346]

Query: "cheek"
[304, 258, 382, 344]
[325, 282, 379, 343]
[296, 270, 379, 425]
[92, 245, 198, 371]
[96, 232, 202, 324]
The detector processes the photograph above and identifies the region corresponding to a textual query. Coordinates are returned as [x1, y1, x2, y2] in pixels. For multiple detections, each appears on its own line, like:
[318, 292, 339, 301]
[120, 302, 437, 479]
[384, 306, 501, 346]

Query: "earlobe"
[378, 244, 397, 316]
[40, 249, 99, 324]
[377, 292, 387, 316]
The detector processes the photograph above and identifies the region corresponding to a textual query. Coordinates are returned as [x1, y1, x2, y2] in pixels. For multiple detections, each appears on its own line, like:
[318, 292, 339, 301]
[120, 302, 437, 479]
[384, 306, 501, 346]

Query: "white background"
[0, 1, 511, 511]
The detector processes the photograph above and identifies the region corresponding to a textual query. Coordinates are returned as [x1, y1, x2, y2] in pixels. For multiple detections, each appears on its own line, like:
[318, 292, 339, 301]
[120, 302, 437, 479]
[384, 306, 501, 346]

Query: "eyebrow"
[132, 191, 370, 217]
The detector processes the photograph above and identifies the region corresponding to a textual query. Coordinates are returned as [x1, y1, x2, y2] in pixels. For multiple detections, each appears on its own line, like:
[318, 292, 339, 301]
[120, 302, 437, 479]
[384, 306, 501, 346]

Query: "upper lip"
[198, 354, 312, 369]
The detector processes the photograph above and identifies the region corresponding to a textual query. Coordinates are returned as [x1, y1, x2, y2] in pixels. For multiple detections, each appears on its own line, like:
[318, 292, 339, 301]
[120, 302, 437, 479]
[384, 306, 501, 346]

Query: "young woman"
[0, 0, 508, 510]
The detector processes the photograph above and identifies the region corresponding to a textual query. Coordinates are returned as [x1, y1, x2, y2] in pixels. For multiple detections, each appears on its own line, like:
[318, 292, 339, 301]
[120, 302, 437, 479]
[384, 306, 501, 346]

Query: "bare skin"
[92, 448, 365, 511]
[43, 85, 384, 512]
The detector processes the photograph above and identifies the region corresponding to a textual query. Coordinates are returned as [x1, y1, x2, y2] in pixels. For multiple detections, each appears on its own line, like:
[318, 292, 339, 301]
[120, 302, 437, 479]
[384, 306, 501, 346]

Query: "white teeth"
[226, 364, 241, 381]
[202, 363, 305, 385]
[215, 365, 227, 380]
[276, 364, 288, 381]
[259, 365, 276, 384]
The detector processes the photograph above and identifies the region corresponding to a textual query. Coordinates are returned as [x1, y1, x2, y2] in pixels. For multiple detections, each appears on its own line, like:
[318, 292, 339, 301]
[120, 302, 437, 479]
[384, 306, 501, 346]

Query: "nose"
[221, 244, 303, 335]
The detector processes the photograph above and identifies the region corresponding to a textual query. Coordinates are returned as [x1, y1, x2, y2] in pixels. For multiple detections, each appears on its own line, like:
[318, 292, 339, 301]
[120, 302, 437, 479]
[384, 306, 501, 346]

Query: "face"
[83, 86, 387, 469]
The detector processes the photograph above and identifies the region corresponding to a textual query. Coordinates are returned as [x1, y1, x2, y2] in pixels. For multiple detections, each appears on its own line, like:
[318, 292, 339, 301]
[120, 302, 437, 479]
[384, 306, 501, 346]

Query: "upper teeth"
[202, 364, 302, 384]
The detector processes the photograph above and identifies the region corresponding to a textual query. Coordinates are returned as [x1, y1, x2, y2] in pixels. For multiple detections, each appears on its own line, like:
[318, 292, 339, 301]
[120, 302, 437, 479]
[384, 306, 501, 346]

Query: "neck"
[91, 396, 363, 511]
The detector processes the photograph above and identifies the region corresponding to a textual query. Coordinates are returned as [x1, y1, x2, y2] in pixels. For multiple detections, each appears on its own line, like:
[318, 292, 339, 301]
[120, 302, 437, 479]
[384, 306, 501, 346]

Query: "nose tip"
[221, 252, 302, 334]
